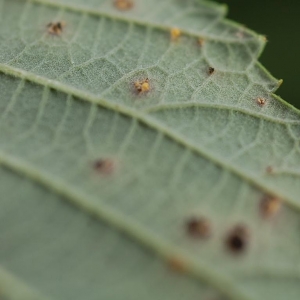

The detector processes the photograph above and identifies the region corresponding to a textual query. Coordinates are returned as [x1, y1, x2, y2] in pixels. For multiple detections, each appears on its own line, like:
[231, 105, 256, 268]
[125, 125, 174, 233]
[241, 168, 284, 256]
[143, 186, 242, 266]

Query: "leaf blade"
[1, 1, 300, 300]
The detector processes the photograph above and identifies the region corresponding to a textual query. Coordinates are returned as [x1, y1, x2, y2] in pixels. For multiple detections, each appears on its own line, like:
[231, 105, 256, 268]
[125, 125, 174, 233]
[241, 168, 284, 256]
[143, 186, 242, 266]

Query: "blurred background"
[216, 0, 300, 108]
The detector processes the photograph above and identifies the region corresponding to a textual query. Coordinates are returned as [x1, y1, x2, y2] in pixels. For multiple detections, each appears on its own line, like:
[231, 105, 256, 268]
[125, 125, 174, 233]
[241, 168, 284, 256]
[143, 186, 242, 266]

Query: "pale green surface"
[0, 0, 300, 300]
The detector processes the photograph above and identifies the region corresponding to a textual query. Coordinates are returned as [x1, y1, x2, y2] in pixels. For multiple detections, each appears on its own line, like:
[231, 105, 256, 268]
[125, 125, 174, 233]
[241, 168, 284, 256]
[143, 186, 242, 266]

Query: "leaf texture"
[0, 0, 300, 300]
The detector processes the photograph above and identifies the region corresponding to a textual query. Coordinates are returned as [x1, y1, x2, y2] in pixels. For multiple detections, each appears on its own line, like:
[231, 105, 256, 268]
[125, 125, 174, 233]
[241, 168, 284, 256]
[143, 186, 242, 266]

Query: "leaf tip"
[258, 35, 268, 43]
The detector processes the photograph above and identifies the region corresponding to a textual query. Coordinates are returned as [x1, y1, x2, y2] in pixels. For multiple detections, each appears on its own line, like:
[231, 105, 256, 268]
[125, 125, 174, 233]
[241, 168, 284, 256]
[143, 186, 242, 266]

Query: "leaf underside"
[1, 1, 300, 300]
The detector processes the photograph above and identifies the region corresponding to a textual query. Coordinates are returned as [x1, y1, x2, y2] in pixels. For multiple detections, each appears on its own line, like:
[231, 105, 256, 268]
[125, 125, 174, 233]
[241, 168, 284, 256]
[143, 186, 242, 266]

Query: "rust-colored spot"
[260, 195, 281, 219]
[198, 38, 205, 46]
[171, 28, 181, 41]
[168, 256, 186, 273]
[256, 97, 266, 106]
[226, 224, 249, 255]
[114, 0, 133, 10]
[186, 217, 212, 239]
[134, 78, 150, 94]
[47, 21, 66, 35]
[208, 67, 215, 75]
[93, 159, 115, 175]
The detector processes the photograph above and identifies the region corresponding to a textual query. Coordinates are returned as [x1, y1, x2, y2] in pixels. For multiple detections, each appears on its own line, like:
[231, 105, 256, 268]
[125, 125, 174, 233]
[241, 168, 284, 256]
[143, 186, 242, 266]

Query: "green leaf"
[0, 0, 300, 299]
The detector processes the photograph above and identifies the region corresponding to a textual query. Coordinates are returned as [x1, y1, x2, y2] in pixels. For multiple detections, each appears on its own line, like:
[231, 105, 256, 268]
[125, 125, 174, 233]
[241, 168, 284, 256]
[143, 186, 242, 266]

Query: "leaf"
[0, 0, 300, 299]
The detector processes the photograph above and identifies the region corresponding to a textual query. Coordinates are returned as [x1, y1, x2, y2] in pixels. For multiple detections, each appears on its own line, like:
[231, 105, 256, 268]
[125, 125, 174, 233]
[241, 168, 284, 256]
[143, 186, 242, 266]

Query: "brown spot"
[266, 166, 274, 174]
[47, 21, 66, 35]
[114, 0, 133, 10]
[168, 256, 186, 273]
[226, 224, 249, 255]
[256, 97, 266, 106]
[93, 159, 115, 175]
[134, 78, 150, 94]
[198, 38, 205, 46]
[208, 67, 215, 75]
[171, 28, 181, 41]
[260, 195, 281, 219]
[186, 217, 212, 239]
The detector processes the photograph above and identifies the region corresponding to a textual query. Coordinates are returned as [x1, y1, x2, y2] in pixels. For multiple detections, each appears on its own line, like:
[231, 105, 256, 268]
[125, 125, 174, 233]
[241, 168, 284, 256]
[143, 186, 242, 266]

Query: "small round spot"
[114, 0, 133, 10]
[208, 67, 215, 75]
[260, 195, 281, 219]
[134, 78, 150, 94]
[47, 21, 66, 35]
[171, 28, 181, 41]
[256, 97, 266, 106]
[93, 159, 116, 175]
[226, 224, 249, 255]
[186, 217, 212, 239]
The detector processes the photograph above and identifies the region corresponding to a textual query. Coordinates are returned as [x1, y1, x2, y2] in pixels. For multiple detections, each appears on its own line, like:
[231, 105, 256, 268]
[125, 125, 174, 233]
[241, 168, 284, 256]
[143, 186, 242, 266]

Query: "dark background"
[216, 0, 300, 108]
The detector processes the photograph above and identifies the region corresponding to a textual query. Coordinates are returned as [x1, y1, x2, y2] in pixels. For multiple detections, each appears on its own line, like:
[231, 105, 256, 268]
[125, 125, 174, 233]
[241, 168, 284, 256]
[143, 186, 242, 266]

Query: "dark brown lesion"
[47, 21, 66, 35]
[208, 67, 215, 75]
[225, 224, 250, 255]
[93, 158, 116, 175]
[186, 216, 212, 239]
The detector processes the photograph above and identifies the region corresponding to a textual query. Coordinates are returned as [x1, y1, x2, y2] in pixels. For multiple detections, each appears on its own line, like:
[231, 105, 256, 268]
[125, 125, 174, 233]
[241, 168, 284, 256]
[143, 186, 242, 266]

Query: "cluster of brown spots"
[260, 195, 281, 219]
[47, 21, 65, 35]
[226, 224, 250, 255]
[256, 97, 266, 106]
[171, 28, 181, 41]
[168, 256, 186, 273]
[208, 67, 215, 75]
[134, 78, 150, 94]
[186, 217, 212, 239]
[93, 158, 116, 175]
[114, 0, 133, 10]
